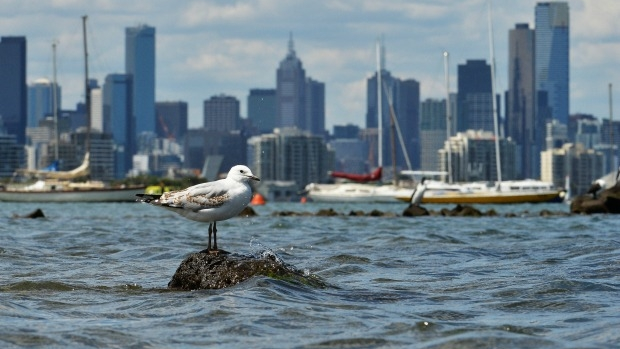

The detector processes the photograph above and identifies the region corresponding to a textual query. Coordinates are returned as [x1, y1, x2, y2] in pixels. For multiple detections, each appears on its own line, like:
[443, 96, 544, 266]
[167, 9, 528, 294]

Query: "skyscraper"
[27, 78, 61, 128]
[457, 60, 493, 133]
[0, 36, 27, 145]
[204, 95, 239, 132]
[276, 34, 306, 130]
[305, 78, 325, 136]
[125, 25, 156, 135]
[507, 23, 539, 179]
[535, 2, 569, 125]
[103, 73, 133, 179]
[420, 98, 447, 171]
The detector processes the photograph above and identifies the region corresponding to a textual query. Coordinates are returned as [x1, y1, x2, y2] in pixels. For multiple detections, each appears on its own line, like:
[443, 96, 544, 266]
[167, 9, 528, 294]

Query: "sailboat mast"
[376, 38, 383, 169]
[488, 1, 502, 185]
[610, 83, 614, 172]
[52, 41, 59, 161]
[82, 15, 91, 154]
[443, 51, 453, 184]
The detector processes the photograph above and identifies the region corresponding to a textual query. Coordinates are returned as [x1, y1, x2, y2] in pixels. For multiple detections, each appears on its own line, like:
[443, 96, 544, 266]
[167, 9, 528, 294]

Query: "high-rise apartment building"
[507, 23, 540, 179]
[0, 36, 27, 145]
[535, 2, 569, 125]
[248, 89, 276, 134]
[457, 60, 493, 133]
[125, 25, 156, 135]
[204, 95, 239, 132]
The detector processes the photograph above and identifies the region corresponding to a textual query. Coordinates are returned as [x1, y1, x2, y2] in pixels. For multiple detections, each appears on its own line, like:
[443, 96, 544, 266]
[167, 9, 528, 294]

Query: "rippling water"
[1, 201, 619, 348]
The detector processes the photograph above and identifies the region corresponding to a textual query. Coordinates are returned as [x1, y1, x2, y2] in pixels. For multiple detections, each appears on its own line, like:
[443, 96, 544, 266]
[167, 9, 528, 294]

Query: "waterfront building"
[419, 98, 447, 172]
[541, 143, 603, 195]
[103, 73, 133, 179]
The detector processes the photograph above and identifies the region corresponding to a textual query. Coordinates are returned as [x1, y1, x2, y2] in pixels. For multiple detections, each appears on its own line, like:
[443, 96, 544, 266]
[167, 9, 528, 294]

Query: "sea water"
[0, 201, 618, 348]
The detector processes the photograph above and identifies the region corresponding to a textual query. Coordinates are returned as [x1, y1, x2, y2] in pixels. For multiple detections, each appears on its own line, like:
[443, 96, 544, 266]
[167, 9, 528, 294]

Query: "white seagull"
[136, 165, 260, 253]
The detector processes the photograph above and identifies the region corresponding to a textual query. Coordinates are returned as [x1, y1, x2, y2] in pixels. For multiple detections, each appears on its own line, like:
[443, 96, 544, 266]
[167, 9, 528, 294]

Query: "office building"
[420, 98, 447, 172]
[248, 89, 276, 133]
[0, 36, 27, 145]
[507, 23, 541, 179]
[457, 59, 494, 133]
[535, 2, 569, 125]
[276, 34, 306, 130]
[439, 130, 517, 182]
[126, 24, 156, 135]
[156, 101, 188, 141]
[541, 143, 603, 194]
[204, 94, 239, 132]
[103, 73, 133, 179]
[247, 127, 330, 190]
[27, 78, 61, 128]
[305, 78, 326, 136]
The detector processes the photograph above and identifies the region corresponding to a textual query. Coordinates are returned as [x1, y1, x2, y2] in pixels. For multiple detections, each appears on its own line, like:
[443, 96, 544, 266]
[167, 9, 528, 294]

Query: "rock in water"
[168, 251, 326, 290]
[402, 204, 429, 217]
[13, 208, 45, 219]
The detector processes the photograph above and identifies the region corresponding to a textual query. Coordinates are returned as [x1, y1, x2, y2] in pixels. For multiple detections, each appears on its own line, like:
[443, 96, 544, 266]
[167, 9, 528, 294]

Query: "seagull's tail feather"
[136, 193, 162, 204]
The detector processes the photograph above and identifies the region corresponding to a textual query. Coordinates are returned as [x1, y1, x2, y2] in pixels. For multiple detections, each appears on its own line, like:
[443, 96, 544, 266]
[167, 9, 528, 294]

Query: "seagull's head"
[228, 165, 260, 182]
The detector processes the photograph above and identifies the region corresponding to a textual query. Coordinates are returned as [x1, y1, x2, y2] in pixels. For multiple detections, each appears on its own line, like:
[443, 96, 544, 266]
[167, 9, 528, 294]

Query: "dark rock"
[368, 209, 384, 217]
[316, 208, 339, 216]
[348, 210, 366, 216]
[168, 251, 326, 290]
[238, 206, 257, 217]
[570, 183, 620, 214]
[485, 209, 498, 216]
[402, 204, 429, 217]
[13, 208, 45, 219]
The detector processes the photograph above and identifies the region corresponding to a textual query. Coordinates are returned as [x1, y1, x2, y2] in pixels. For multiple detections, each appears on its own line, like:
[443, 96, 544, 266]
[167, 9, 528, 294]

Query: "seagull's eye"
[240, 170, 245, 173]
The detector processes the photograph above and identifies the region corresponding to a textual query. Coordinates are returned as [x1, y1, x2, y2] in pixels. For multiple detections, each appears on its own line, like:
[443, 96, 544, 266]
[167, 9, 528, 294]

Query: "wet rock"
[368, 209, 385, 217]
[13, 208, 45, 219]
[168, 251, 326, 290]
[402, 204, 429, 217]
[570, 184, 620, 214]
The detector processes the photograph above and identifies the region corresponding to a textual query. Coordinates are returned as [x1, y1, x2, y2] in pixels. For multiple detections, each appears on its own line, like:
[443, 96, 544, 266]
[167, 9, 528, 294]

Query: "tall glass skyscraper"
[457, 59, 493, 133]
[27, 79, 61, 128]
[103, 73, 133, 179]
[125, 25, 156, 136]
[0, 36, 27, 145]
[535, 2, 569, 125]
[507, 23, 539, 179]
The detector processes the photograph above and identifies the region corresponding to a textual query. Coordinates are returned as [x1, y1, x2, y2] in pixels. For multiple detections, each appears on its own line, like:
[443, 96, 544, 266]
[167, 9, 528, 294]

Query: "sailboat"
[0, 16, 145, 203]
[305, 38, 415, 203]
[395, 2, 564, 205]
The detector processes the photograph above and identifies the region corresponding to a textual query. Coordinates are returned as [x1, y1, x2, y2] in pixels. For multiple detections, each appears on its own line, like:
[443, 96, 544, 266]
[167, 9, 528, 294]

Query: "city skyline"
[1, 0, 617, 131]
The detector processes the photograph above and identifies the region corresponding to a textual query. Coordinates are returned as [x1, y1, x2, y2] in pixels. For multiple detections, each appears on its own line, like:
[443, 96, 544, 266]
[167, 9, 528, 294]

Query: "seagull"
[410, 177, 427, 206]
[587, 178, 606, 199]
[136, 165, 260, 254]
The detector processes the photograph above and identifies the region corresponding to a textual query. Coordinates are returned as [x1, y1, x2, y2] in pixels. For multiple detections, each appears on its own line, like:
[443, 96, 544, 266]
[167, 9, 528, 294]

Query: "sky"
[2, 0, 619, 130]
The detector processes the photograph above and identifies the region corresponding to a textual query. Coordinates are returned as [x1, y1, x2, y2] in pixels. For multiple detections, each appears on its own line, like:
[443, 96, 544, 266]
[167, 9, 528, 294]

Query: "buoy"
[300, 196, 307, 204]
[250, 193, 266, 205]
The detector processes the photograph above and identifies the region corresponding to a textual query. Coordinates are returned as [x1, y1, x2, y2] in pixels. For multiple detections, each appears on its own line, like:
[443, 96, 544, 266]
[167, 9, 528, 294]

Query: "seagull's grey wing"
[160, 180, 231, 210]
